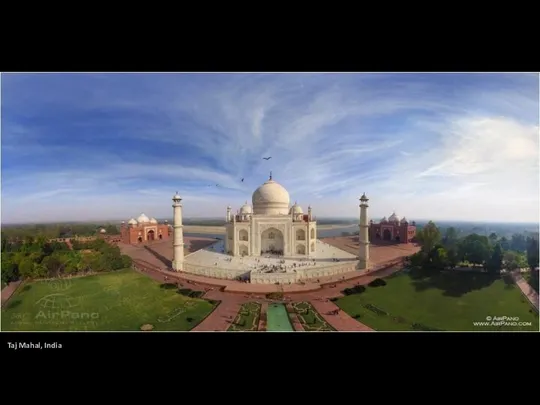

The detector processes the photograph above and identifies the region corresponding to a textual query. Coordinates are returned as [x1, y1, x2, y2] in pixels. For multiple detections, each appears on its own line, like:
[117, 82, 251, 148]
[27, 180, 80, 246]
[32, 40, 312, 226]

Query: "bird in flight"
[262, 157, 272, 160]
[241, 178, 244, 182]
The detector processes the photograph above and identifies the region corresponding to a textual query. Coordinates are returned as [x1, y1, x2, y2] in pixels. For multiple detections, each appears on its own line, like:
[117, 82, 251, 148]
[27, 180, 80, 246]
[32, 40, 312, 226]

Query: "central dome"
[252, 178, 290, 215]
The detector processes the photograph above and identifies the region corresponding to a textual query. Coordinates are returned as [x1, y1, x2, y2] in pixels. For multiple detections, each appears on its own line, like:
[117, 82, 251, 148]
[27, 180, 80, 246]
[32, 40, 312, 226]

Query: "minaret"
[358, 193, 370, 270]
[226, 205, 232, 222]
[172, 191, 184, 271]
[308, 205, 312, 221]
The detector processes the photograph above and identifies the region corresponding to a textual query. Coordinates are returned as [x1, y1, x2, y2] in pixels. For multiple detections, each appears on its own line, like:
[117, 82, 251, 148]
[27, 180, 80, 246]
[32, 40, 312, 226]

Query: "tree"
[488, 232, 498, 245]
[527, 238, 539, 270]
[442, 227, 459, 247]
[417, 221, 441, 253]
[503, 251, 520, 271]
[486, 243, 503, 274]
[18, 258, 35, 278]
[500, 237, 510, 251]
[459, 234, 492, 267]
[430, 246, 449, 271]
[510, 234, 527, 252]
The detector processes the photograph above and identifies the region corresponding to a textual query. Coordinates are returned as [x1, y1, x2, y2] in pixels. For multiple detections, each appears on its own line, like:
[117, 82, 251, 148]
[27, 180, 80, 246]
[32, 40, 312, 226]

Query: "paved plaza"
[184, 239, 358, 275]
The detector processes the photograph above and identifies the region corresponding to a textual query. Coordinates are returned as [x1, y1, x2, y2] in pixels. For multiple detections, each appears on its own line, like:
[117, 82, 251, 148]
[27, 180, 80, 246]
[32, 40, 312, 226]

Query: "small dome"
[380, 216, 388, 223]
[149, 218, 158, 224]
[99, 228, 107, 234]
[388, 212, 400, 222]
[137, 213, 150, 223]
[252, 177, 290, 215]
[128, 218, 138, 225]
[239, 202, 253, 214]
[400, 217, 408, 224]
[172, 192, 182, 201]
[289, 202, 303, 215]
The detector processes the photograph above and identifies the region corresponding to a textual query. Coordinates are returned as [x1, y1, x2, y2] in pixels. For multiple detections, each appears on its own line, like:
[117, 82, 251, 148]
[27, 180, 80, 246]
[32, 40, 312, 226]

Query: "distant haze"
[2, 73, 539, 224]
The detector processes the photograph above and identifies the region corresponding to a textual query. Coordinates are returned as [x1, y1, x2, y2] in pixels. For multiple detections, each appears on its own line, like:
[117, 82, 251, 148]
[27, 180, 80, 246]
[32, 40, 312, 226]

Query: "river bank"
[183, 224, 357, 235]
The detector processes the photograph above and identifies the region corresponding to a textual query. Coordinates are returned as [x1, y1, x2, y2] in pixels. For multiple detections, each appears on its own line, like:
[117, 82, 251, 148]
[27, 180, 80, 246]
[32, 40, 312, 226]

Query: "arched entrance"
[159, 234, 163, 240]
[239, 245, 248, 256]
[138, 236, 143, 243]
[395, 235, 400, 242]
[260, 228, 284, 255]
[296, 244, 306, 254]
[147, 230, 155, 241]
[383, 229, 392, 241]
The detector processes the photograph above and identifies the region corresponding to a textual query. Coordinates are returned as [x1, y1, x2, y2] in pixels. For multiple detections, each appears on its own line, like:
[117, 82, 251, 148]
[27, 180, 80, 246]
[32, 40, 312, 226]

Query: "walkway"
[309, 299, 373, 331]
[1, 281, 22, 307]
[511, 271, 539, 311]
[192, 292, 247, 332]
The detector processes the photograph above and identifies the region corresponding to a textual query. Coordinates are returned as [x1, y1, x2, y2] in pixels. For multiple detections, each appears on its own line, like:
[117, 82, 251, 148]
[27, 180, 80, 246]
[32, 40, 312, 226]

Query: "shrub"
[186, 317, 194, 322]
[363, 303, 388, 316]
[411, 323, 442, 331]
[206, 299, 220, 306]
[266, 292, 283, 300]
[177, 288, 193, 296]
[342, 285, 366, 295]
[188, 290, 204, 298]
[368, 278, 387, 287]
[160, 283, 177, 290]
[353, 314, 361, 319]
[329, 297, 338, 302]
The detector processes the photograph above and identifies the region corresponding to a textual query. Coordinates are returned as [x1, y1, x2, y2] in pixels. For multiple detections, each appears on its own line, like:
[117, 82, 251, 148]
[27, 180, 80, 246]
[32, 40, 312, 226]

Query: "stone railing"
[251, 262, 358, 284]
[183, 263, 247, 280]
[251, 271, 298, 284]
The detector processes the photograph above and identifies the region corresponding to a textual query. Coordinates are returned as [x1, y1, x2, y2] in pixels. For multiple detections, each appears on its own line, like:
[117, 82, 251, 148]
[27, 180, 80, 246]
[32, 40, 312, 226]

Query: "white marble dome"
[400, 217, 408, 224]
[137, 213, 150, 223]
[239, 202, 253, 214]
[388, 212, 400, 222]
[289, 202, 303, 215]
[128, 218, 138, 225]
[252, 178, 290, 215]
[149, 218, 158, 224]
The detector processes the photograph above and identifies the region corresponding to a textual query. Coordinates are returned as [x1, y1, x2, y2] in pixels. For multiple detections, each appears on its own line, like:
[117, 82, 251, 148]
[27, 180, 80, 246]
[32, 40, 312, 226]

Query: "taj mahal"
[170, 174, 370, 284]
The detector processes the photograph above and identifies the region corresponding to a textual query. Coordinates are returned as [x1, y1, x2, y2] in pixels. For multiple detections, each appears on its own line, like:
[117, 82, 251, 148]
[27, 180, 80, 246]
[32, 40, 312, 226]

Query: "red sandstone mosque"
[121, 213, 171, 244]
[369, 212, 416, 244]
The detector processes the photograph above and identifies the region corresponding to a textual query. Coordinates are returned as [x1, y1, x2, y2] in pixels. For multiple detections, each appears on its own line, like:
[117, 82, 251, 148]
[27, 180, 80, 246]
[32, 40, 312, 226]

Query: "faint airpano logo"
[44, 278, 73, 292]
[36, 293, 80, 309]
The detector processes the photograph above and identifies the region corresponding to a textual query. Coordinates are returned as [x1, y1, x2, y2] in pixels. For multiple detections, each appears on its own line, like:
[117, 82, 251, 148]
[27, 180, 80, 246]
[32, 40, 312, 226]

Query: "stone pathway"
[309, 299, 374, 331]
[1, 281, 22, 307]
[192, 291, 246, 332]
[511, 271, 539, 310]
[286, 303, 305, 331]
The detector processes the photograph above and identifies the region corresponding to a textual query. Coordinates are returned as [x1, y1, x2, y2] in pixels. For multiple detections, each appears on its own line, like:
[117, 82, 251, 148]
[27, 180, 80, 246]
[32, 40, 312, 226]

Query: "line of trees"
[407, 221, 539, 282]
[1, 223, 119, 241]
[1, 235, 132, 286]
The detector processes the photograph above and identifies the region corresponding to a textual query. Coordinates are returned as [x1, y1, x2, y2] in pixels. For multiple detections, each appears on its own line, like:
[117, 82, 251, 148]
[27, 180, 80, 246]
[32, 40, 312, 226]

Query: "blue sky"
[1, 73, 539, 224]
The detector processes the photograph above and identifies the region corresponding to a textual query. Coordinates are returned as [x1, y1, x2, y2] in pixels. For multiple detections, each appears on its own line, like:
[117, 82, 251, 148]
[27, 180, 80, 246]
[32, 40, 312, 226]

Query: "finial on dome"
[269, 171, 272, 180]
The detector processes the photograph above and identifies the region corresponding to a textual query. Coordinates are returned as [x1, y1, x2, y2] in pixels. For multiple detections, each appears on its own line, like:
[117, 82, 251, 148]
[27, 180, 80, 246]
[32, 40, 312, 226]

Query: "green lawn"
[336, 272, 539, 331]
[292, 302, 335, 331]
[228, 302, 261, 331]
[1, 269, 216, 331]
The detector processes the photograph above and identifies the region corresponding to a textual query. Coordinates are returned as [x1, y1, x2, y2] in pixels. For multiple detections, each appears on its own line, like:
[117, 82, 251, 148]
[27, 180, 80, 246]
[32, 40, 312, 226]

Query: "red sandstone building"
[369, 212, 416, 244]
[121, 213, 171, 244]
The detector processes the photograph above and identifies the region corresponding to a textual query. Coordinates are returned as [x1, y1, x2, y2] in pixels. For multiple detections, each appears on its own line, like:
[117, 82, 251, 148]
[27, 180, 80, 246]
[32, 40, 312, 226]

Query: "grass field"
[292, 302, 335, 331]
[336, 272, 539, 331]
[228, 302, 261, 331]
[1, 269, 216, 331]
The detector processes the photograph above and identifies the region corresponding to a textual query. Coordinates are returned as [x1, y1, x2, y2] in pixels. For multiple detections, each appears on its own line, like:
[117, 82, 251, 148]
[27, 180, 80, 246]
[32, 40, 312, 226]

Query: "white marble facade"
[224, 174, 316, 258]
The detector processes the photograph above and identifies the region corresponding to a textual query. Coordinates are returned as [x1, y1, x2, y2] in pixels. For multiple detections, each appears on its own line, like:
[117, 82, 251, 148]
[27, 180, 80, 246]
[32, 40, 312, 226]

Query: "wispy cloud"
[1, 73, 538, 223]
